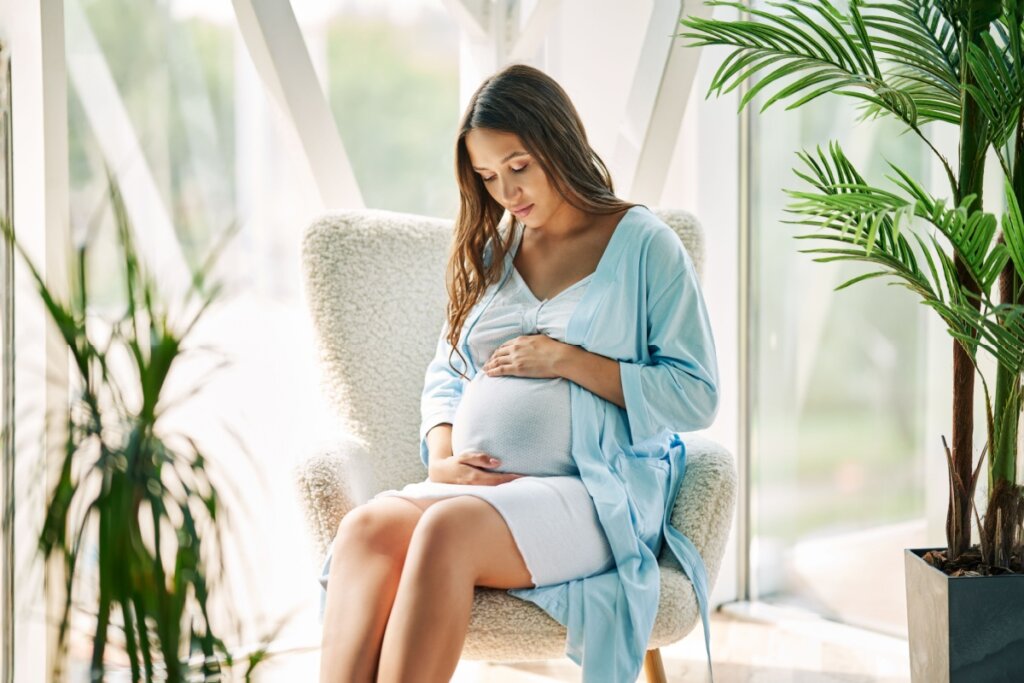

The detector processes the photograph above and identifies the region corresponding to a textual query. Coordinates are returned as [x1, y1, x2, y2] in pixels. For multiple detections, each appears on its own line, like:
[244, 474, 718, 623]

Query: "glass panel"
[68, 0, 239, 305]
[63, 0, 460, 672]
[748, 0, 933, 635]
[297, 0, 460, 219]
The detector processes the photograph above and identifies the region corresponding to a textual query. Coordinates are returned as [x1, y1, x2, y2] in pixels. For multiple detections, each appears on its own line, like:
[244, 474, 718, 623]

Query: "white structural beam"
[64, 0, 194, 297]
[507, 0, 560, 63]
[40, 3, 70, 678]
[453, 0, 557, 113]
[0, 0, 70, 680]
[441, 0, 490, 43]
[612, 0, 713, 204]
[38, 0, 70, 652]
[456, 0, 507, 109]
[231, 0, 362, 210]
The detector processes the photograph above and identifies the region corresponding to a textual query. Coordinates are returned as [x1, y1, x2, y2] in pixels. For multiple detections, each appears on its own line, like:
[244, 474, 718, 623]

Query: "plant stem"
[991, 113, 1024, 491]
[949, 20, 990, 559]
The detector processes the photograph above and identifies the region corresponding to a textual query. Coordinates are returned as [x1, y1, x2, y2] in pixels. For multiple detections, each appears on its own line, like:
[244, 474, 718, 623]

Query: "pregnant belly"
[450, 373, 578, 477]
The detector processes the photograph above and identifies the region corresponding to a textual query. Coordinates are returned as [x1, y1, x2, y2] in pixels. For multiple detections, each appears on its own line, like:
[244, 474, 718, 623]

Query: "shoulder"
[627, 206, 694, 280]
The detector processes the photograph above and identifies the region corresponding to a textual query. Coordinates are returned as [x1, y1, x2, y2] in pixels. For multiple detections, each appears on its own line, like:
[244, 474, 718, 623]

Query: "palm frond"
[884, 163, 1008, 292]
[938, 0, 1004, 33]
[782, 138, 1024, 374]
[1000, 176, 1024, 282]
[680, 1, 882, 110]
[966, 301, 1024, 373]
[856, 1, 961, 124]
[964, 30, 1024, 151]
[787, 141, 1008, 295]
[679, 0, 959, 188]
[781, 141, 1014, 356]
[681, 0, 953, 125]
[5, 171, 274, 680]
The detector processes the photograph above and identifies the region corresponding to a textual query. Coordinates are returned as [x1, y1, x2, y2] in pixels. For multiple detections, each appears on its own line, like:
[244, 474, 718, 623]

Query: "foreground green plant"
[681, 0, 1024, 572]
[2, 176, 278, 680]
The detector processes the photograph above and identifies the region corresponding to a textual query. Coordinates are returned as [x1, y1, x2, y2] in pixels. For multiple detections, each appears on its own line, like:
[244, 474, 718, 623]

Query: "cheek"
[532, 177, 555, 204]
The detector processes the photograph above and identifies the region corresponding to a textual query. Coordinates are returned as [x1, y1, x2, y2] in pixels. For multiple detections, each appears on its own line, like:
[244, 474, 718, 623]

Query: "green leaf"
[1000, 176, 1024, 281]
[835, 269, 891, 290]
[940, 0, 1004, 32]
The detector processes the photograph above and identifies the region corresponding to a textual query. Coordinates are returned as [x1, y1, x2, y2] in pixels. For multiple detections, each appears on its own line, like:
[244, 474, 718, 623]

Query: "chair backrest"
[301, 207, 707, 500]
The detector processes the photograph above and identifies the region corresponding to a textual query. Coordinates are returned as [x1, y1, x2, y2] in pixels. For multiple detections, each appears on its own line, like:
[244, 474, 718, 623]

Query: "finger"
[459, 451, 501, 468]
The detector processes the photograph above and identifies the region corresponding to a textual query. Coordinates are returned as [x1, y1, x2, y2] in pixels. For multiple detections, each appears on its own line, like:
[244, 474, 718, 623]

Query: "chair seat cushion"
[461, 562, 698, 660]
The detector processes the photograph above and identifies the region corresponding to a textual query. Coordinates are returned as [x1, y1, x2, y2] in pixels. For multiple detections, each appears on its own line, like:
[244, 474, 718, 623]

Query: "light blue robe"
[418, 204, 720, 682]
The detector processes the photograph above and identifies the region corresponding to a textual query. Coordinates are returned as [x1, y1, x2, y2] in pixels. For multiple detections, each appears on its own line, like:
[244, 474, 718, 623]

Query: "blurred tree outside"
[752, 89, 927, 545]
[69, 0, 461, 311]
[323, 10, 459, 220]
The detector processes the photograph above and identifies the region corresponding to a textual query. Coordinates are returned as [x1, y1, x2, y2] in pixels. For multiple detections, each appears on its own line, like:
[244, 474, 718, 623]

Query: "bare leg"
[319, 496, 428, 683]
[376, 496, 535, 683]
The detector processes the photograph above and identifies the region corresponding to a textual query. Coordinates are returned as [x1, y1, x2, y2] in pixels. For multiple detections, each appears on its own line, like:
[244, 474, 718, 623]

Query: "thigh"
[334, 496, 428, 559]
[478, 476, 615, 586]
[409, 495, 535, 590]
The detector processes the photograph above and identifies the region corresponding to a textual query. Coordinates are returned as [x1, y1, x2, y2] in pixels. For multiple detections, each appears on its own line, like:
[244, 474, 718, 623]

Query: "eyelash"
[482, 165, 528, 183]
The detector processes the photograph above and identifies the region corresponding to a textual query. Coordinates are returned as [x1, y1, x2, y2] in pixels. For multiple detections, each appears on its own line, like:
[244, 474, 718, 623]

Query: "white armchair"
[294, 208, 737, 681]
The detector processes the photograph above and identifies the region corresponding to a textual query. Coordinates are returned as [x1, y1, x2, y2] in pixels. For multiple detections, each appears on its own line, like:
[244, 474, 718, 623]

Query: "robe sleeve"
[418, 319, 469, 468]
[618, 228, 719, 448]
[418, 232, 503, 467]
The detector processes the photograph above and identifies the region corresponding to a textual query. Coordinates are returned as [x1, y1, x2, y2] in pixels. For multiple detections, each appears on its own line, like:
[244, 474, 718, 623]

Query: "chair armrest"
[660, 436, 737, 590]
[293, 437, 368, 563]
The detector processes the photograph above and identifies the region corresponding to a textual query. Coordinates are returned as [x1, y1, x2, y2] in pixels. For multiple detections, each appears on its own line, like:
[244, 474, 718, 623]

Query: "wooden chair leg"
[642, 648, 667, 683]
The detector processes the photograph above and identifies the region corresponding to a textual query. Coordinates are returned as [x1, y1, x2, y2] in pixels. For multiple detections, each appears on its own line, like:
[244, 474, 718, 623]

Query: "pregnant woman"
[319, 64, 720, 683]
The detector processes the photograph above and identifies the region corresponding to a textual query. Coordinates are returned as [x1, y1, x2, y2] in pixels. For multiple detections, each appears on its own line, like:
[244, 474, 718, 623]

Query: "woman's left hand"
[483, 334, 571, 379]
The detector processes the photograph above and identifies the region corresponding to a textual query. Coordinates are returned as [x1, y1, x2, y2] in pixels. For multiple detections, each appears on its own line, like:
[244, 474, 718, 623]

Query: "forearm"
[556, 345, 626, 409]
[425, 423, 454, 466]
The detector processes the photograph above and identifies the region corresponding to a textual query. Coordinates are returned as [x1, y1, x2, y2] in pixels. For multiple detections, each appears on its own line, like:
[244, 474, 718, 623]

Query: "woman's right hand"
[428, 451, 525, 486]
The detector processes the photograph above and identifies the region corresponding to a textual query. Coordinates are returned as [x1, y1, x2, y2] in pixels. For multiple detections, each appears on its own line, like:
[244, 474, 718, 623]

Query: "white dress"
[336, 221, 616, 589]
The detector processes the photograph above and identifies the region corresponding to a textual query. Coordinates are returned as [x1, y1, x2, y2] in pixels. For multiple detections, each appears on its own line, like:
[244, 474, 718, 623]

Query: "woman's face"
[464, 128, 566, 227]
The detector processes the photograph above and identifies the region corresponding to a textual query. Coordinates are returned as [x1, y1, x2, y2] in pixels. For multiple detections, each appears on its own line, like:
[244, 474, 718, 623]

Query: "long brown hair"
[446, 63, 636, 378]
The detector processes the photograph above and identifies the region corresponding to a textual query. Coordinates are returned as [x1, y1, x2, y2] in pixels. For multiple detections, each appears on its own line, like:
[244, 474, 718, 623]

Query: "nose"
[498, 175, 520, 205]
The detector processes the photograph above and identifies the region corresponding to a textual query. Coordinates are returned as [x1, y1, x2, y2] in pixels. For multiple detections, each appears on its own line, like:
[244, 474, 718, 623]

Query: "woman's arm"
[425, 423, 454, 465]
[419, 320, 468, 467]
[617, 230, 719, 446]
[555, 346, 625, 409]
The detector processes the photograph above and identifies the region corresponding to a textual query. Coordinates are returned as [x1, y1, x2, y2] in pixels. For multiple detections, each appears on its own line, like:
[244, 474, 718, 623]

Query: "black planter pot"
[904, 547, 1024, 682]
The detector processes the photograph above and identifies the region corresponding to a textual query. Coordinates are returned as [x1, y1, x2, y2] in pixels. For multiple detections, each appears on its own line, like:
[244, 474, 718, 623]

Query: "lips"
[512, 204, 533, 217]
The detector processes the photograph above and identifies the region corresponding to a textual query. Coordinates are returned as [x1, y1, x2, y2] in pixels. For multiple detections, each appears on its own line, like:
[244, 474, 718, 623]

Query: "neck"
[525, 202, 592, 242]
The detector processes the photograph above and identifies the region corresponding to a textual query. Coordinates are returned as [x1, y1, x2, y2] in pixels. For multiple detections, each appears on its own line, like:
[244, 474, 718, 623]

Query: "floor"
[248, 605, 912, 682]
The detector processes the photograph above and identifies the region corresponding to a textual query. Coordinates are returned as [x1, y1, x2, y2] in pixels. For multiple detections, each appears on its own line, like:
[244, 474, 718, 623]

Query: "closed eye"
[482, 164, 529, 183]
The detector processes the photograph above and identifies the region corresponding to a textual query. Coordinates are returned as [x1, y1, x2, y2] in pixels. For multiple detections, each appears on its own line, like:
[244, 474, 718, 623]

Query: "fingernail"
[489, 458, 499, 465]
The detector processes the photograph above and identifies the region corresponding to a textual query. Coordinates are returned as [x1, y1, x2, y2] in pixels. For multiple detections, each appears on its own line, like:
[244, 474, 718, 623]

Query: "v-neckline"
[508, 207, 634, 304]
[454, 204, 640, 373]
[510, 261, 593, 304]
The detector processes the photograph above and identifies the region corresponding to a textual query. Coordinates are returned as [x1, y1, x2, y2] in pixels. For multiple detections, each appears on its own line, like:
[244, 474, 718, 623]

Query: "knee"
[405, 501, 472, 564]
[332, 504, 412, 562]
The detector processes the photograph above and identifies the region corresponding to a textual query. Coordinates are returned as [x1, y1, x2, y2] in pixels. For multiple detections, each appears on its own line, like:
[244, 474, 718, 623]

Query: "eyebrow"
[472, 151, 529, 171]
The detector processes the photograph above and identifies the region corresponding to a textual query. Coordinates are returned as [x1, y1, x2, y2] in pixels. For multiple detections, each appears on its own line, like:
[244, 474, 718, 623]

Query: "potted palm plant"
[2, 176, 281, 681]
[680, 0, 1024, 679]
